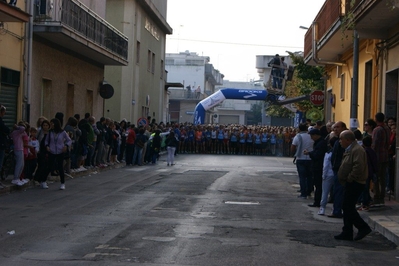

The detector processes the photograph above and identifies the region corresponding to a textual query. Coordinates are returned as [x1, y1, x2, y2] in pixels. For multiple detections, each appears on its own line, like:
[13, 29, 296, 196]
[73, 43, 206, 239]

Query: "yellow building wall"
[325, 39, 376, 128]
[0, 21, 26, 121]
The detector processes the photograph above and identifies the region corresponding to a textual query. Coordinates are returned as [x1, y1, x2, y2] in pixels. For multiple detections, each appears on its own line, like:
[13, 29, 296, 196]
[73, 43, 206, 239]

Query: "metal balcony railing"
[34, 0, 128, 60]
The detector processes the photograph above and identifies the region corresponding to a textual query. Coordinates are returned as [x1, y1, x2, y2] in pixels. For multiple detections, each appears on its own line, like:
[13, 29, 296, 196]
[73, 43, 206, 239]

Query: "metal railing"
[34, 0, 128, 60]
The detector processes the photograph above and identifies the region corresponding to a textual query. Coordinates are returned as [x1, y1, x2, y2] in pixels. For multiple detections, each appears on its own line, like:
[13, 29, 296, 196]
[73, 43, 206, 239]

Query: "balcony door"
[385, 69, 398, 119]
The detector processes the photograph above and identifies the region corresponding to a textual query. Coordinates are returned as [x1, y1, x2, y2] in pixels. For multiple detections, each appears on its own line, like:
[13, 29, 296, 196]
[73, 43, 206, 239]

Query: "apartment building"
[304, 0, 399, 197]
[166, 51, 223, 123]
[104, 0, 172, 124]
[0, 1, 30, 127]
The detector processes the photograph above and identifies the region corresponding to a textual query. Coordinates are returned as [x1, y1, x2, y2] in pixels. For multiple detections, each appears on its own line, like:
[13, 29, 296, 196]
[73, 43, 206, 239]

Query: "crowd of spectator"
[0, 102, 396, 217]
[291, 113, 396, 241]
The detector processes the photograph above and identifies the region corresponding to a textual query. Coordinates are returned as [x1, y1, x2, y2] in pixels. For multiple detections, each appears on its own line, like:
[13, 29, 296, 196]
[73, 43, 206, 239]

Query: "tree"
[284, 52, 324, 112]
[249, 102, 263, 124]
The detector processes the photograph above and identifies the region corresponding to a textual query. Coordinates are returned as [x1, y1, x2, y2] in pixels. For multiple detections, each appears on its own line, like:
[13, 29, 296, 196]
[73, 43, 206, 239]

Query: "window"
[147, 50, 151, 71]
[160, 60, 164, 79]
[151, 52, 155, 74]
[340, 73, 345, 100]
[66, 83, 75, 118]
[41, 79, 52, 119]
[142, 106, 149, 117]
[136, 41, 140, 64]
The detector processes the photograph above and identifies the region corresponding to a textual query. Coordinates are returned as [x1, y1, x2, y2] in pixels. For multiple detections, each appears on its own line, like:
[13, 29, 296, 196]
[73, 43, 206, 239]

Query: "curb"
[367, 215, 399, 245]
[0, 163, 126, 196]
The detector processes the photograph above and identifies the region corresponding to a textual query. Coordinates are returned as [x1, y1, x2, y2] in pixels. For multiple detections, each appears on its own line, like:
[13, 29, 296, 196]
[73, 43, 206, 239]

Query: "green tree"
[250, 102, 263, 124]
[284, 52, 324, 112]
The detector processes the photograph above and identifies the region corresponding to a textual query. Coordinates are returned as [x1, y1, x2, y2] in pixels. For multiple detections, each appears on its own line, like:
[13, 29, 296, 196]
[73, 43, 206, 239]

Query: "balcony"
[304, 0, 399, 65]
[205, 64, 223, 85]
[168, 88, 203, 101]
[33, 0, 128, 66]
[0, 1, 30, 22]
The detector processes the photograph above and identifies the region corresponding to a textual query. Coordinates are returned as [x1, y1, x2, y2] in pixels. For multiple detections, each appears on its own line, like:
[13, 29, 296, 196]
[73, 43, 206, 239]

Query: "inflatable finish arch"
[193, 88, 268, 124]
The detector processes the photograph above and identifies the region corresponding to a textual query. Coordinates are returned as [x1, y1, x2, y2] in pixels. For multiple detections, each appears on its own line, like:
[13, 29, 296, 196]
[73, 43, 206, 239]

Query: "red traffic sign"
[310, 90, 325, 106]
[137, 117, 148, 127]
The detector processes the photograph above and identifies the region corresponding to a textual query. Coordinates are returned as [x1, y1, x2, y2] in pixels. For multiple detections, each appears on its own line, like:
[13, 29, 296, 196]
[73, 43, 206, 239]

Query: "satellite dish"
[99, 83, 114, 99]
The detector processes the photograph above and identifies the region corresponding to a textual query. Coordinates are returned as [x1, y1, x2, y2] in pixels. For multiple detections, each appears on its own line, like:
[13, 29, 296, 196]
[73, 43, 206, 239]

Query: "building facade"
[0, 1, 30, 127]
[31, 0, 128, 123]
[166, 51, 223, 124]
[104, 0, 172, 124]
[303, 0, 399, 197]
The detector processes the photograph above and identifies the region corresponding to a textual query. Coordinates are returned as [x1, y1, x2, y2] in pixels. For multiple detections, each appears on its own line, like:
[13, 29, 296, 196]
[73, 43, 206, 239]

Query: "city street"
[0, 154, 398, 265]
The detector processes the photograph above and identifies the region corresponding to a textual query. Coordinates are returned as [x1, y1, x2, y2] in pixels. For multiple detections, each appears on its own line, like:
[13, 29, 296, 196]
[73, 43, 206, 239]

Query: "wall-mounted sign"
[145, 18, 160, 41]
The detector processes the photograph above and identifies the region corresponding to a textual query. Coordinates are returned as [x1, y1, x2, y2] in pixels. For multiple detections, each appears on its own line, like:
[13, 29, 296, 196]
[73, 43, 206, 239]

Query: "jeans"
[167, 146, 176, 164]
[13, 150, 24, 180]
[320, 175, 334, 208]
[296, 160, 312, 197]
[332, 171, 344, 216]
[85, 142, 96, 166]
[132, 146, 143, 166]
[312, 169, 322, 205]
[95, 141, 104, 165]
[152, 150, 159, 164]
[342, 181, 370, 234]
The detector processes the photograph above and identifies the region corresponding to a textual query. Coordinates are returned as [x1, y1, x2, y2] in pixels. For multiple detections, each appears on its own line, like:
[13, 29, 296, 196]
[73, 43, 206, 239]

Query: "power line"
[167, 37, 303, 49]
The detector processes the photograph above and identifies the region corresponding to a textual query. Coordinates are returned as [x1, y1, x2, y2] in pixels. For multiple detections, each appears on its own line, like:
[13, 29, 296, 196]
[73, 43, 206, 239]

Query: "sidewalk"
[363, 198, 399, 245]
[0, 162, 126, 195]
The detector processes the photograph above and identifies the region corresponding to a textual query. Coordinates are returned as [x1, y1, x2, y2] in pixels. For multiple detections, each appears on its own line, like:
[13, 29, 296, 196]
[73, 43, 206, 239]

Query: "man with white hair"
[334, 130, 372, 241]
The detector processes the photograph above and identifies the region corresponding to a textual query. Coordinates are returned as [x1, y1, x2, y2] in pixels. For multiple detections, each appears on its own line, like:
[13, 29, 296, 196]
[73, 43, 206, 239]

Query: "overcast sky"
[166, 0, 325, 82]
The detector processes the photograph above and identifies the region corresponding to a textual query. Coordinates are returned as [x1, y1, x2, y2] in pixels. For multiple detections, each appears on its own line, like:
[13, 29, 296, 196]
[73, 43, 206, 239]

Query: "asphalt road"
[0, 154, 398, 266]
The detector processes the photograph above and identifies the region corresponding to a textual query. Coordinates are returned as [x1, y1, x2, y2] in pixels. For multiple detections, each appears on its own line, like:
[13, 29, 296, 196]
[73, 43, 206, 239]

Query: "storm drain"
[224, 201, 260, 205]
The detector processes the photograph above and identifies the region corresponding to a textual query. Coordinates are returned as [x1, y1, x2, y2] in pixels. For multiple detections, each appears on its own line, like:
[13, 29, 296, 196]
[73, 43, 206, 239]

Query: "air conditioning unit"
[213, 113, 219, 124]
[35, 0, 54, 20]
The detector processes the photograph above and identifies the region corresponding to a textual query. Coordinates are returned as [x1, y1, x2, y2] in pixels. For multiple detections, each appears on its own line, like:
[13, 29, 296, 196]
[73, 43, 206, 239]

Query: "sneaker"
[21, 178, 30, 184]
[317, 207, 325, 215]
[167, 163, 170, 166]
[11, 180, 24, 186]
[79, 166, 87, 171]
[60, 184, 65, 190]
[41, 182, 49, 189]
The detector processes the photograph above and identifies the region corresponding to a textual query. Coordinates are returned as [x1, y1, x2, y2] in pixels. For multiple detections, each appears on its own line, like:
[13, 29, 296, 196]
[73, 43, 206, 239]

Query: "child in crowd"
[25, 127, 39, 181]
[318, 136, 338, 215]
[10, 121, 28, 186]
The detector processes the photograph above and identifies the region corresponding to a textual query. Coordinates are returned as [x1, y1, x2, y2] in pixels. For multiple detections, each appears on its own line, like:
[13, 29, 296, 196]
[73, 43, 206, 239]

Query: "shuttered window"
[0, 67, 19, 128]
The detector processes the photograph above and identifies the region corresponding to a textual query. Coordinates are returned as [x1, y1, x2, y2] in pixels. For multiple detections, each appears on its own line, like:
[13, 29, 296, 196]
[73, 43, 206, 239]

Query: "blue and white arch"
[193, 88, 268, 124]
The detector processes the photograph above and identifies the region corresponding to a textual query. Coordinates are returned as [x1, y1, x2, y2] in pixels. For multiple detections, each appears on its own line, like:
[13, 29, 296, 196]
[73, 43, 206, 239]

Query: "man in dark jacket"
[0, 104, 10, 189]
[329, 121, 348, 218]
[304, 128, 328, 207]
